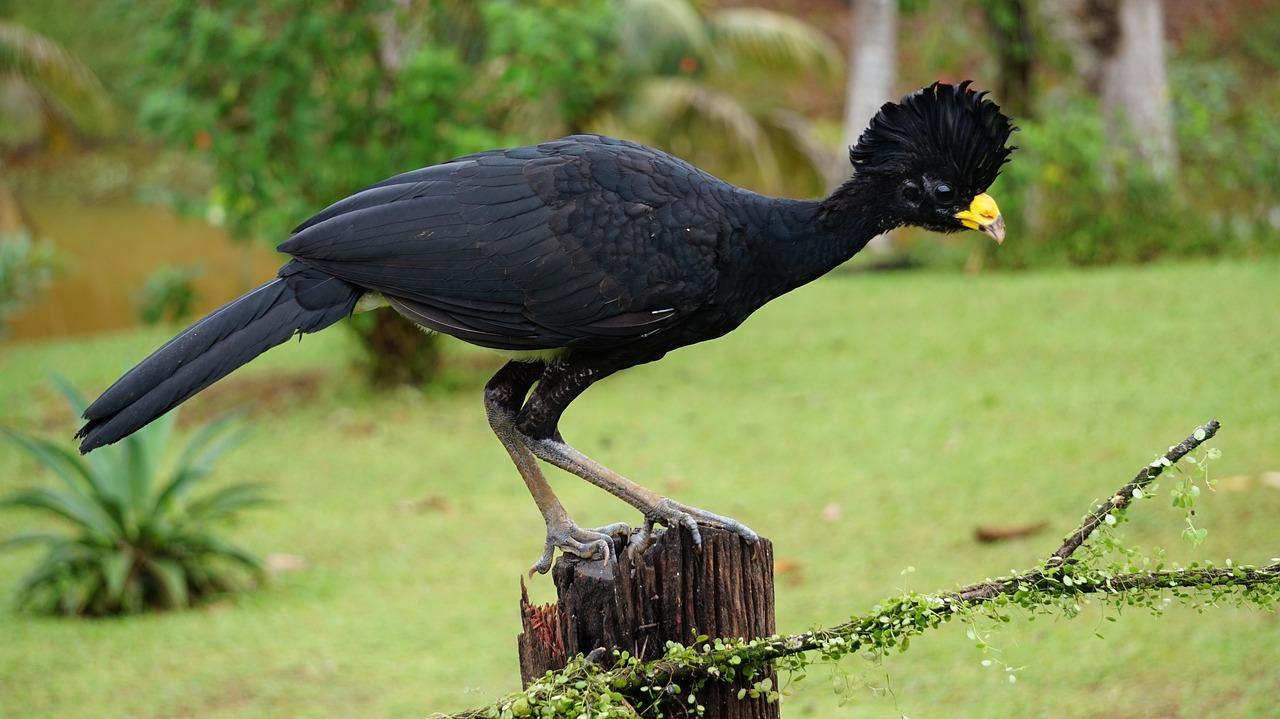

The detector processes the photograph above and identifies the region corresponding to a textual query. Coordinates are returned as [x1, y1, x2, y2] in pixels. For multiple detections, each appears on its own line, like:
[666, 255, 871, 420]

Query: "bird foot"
[529, 519, 631, 576]
[631, 498, 759, 553]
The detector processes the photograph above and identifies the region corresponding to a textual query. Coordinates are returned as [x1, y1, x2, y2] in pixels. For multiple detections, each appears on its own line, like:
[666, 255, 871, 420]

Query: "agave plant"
[0, 229, 60, 332]
[0, 379, 266, 616]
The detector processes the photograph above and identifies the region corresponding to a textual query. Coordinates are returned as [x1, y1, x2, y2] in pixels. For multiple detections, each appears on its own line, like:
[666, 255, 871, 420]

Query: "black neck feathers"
[743, 182, 888, 301]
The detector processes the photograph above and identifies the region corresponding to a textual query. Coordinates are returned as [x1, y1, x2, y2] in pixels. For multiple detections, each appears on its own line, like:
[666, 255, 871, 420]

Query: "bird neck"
[749, 179, 895, 299]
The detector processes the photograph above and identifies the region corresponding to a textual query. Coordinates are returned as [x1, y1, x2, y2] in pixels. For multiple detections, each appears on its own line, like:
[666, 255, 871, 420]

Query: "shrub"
[900, 56, 1280, 270]
[135, 263, 203, 326]
[977, 96, 1202, 268]
[0, 230, 60, 332]
[135, 0, 624, 388]
[0, 379, 267, 616]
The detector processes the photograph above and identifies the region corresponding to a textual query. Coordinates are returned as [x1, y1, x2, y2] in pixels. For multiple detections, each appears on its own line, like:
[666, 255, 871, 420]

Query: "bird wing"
[278, 136, 729, 350]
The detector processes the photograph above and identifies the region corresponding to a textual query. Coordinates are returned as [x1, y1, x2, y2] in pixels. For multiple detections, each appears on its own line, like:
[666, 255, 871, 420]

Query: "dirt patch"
[179, 370, 330, 426]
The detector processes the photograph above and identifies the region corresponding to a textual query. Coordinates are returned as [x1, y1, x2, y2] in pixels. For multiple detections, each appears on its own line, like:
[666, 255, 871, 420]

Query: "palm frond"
[760, 109, 844, 189]
[1, 487, 118, 539]
[0, 19, 115, 136]
[0, 531, 64, 552]
[100, 548, 133, 605]
[119, 415, 164, 519]
[135, 410, 176, 491]
[50, 375, 122, 488]
[3, 400, 132, 533]
[181, 533, 266, 576]
[707, 8, 842, 78]
[143, 556, 189, 609]
[13, 540, 95, 613]
[618, 0, 709, 67]
[153, 413, 246, 516]
[184, 482, 272, 524]
[1, 426, 94, 495]
[48, 373, 88, 415]
[627, 77, 782, 190]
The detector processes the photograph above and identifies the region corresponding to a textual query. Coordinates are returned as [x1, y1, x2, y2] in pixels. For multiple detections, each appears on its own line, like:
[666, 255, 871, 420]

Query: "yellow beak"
[954, 193, 1006, 245]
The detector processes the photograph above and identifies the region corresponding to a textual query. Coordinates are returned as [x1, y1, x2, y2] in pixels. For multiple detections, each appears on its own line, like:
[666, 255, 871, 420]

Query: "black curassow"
[78, 81, 1015, 573]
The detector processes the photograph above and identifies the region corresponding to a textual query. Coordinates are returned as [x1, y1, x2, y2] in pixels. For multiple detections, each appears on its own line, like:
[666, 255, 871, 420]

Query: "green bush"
[977, 96, 1202, 268]
[135, 263, 203, 326]
[134, 0, 623, 387]
[902, 86, 1279, 270]
[0, 379, 266, 616]
[0, 230, 60, 331]
[1169, 57, 1280, 246]
[136, 0, 623, 247]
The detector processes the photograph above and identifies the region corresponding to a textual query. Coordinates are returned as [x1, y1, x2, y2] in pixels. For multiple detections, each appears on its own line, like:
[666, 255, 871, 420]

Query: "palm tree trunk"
[841, 0, 898, 251]
[841, 0, 897, 151]
[1081, 0, 1177, 180]
[985, 0, 1036, 118]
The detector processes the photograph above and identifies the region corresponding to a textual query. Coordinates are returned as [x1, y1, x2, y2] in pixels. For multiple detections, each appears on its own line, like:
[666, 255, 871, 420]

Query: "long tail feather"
[76, 261, 360, 453]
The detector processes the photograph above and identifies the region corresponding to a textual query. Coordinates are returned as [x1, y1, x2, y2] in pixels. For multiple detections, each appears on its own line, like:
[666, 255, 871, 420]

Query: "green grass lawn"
[1, 259, 1278, 718]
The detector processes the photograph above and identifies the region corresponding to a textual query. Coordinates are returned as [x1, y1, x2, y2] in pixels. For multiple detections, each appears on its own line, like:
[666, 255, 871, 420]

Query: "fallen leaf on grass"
[396, 495, 453, 514]
[974, 522, 1047, 543]
[266, 553, 308, 574]
[1216, 474, 1253, 492]
[660, 477, 690, 494]
[774, 557, 805, 586]
[185, 370, 327, 425]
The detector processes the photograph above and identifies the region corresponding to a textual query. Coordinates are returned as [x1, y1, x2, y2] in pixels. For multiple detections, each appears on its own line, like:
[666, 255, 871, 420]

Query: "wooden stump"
[517, 526, 777, 718]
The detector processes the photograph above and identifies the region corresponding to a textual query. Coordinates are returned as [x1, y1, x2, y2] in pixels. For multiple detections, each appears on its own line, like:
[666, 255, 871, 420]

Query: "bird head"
[843, 81, 1016, 243]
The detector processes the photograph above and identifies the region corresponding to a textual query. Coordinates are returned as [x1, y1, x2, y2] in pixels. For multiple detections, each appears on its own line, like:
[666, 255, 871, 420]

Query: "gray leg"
[524, 436, 759, 551]
[485, 362, 629, 574]
[514, 353, 757, 561]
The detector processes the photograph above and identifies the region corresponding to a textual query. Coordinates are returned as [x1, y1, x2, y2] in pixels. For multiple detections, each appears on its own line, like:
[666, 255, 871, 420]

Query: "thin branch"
[634, 561, 1280, 684]
[1049, 419, 1219, 565]
[441, 420, 1277, 719]
[444, 563, 1279, 719]
[959, 418, 1223, 603]
[953, 560, 1279, 603]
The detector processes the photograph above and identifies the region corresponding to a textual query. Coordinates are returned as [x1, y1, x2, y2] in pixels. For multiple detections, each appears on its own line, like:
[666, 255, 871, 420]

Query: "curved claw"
[630, 517, 663, 554]
[645, 498, 759, 550]
[529, 543, 558, 576]
[528, 520, 628, 576]
[592, 522, 633, 545]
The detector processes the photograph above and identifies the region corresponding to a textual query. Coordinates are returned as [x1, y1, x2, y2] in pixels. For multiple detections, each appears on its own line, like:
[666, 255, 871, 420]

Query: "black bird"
[77, 82, 1014, 573]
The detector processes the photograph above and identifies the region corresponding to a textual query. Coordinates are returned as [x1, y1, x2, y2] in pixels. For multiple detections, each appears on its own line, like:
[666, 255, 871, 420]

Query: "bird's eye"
[902, 182, 922, 203]
[934, 183, 954, 201]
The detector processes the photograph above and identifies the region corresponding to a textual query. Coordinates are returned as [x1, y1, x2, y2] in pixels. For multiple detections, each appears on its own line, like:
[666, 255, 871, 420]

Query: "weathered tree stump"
[518, 526, 777, 718]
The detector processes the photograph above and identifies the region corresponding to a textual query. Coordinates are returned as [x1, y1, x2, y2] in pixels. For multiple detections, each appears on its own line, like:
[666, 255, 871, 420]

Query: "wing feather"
[279, 137, 727, 350]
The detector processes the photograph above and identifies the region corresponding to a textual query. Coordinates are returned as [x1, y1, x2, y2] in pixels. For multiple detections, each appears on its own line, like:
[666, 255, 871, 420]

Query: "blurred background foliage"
[134, 0, 627, 384]
[0, 228, 58, 331]
[135, 262, 203, 326]
[1, 0, 1276, 352]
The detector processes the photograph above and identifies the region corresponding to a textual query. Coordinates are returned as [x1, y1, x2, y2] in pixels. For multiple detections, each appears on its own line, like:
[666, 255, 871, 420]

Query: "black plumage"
[850, 81, 1014, 194]
[78, 82, 1016, 571]
[276, 135, 732, 351]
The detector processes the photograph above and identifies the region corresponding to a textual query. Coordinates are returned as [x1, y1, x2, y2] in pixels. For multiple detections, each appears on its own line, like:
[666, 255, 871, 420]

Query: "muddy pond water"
[8, 201, 280, 342]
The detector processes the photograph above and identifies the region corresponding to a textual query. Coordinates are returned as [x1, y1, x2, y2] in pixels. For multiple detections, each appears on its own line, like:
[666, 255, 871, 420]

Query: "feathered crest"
[849, 81, 1016, 194]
